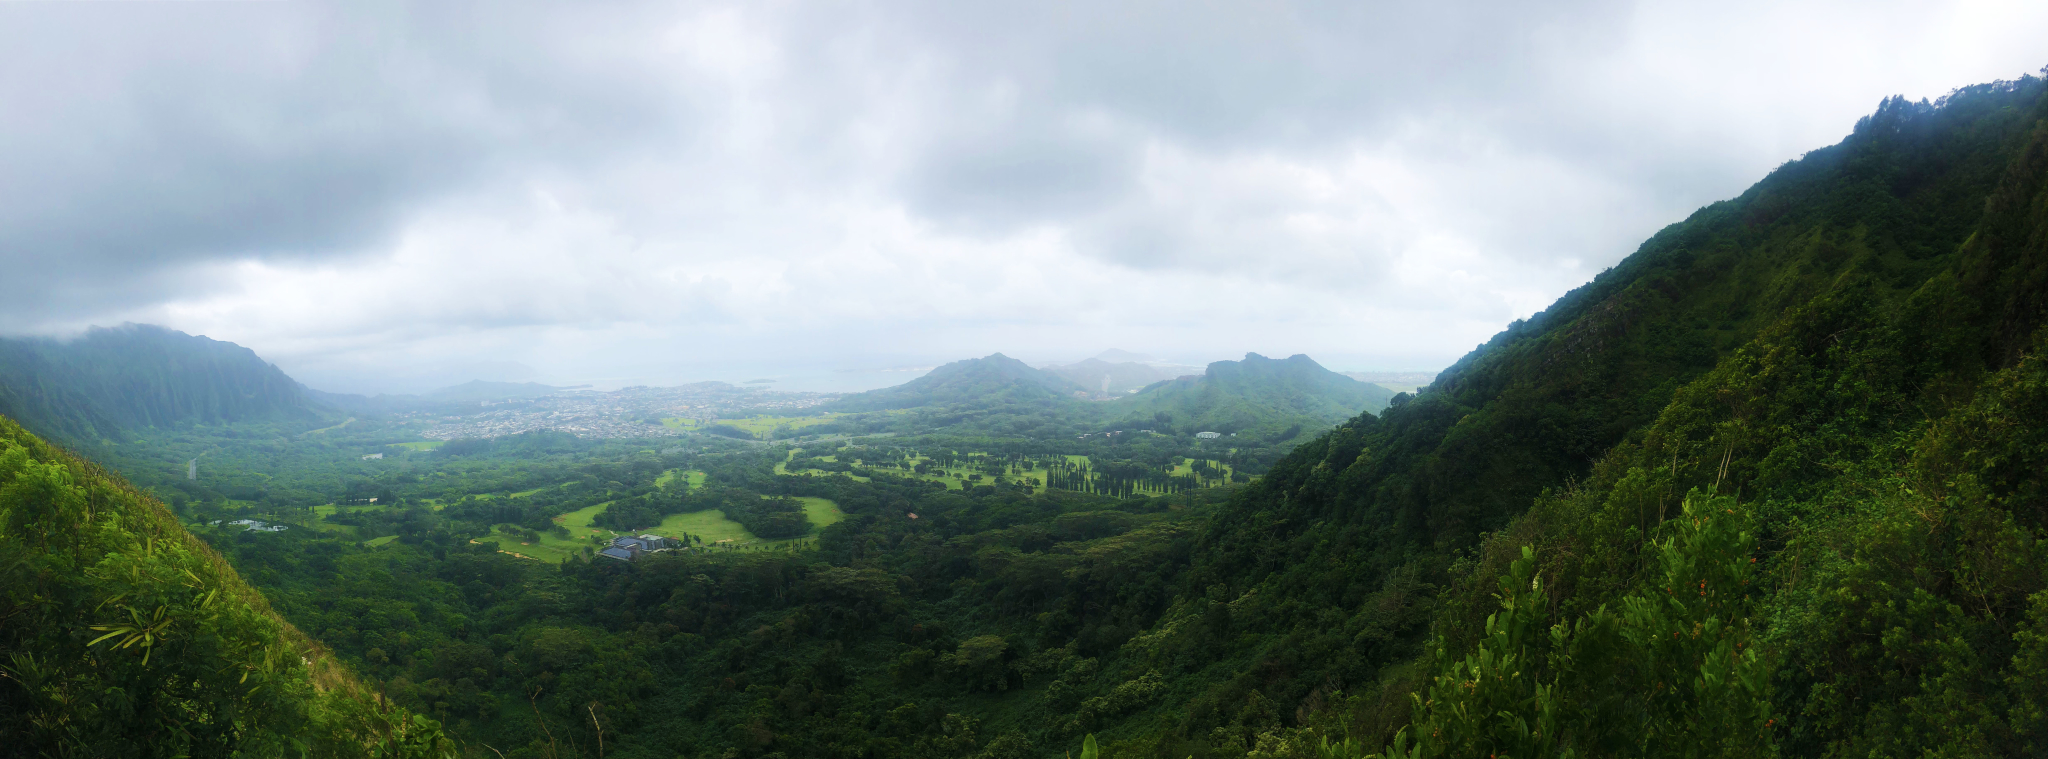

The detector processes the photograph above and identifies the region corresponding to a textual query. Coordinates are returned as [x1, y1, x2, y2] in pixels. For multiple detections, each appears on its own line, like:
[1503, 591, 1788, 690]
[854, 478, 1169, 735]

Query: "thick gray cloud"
[1, 0, 2042, 393]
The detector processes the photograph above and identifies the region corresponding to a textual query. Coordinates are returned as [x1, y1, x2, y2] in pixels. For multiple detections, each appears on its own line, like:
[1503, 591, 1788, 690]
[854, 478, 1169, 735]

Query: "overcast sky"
[2, 1, 2043, 394]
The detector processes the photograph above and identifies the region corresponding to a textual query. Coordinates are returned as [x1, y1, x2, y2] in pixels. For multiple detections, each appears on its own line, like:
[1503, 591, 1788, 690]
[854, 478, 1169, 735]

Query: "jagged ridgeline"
[1145, 76, 2048, 756]
[0, 415, 453, 757]
[0, 324, 317, 442]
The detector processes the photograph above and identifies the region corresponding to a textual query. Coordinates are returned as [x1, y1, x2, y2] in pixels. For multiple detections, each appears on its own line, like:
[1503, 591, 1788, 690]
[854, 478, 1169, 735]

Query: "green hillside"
[1109, 352, 1395, 443]
[827, 353, 1089, 412]
[0, 413, 451, 757]
[0, 324, 320, 442]
[1129, 77, 2048, 756]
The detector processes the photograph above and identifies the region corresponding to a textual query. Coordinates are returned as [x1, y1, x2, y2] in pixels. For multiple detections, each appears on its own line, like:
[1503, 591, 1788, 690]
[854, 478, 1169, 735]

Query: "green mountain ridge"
[1138, 76, 2048, 756]
[0, 324, 318, 442]
[1108, 352, 1395, 440]
[826, 353, 1089, 412]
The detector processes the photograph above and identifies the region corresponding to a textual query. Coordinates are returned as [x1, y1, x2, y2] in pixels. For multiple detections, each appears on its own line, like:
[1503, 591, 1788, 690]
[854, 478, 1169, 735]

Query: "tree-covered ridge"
[1108, 353, 1394, 439]
[817, 352, 1394, 460]
[1118, 74, 2048, 756]
[0, 323, 317, 442]
[0, 413, 451, 757]
[829, 354, 1090, 413]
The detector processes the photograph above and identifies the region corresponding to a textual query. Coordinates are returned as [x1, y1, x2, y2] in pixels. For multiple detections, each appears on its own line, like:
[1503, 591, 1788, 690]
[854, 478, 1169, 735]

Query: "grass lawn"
[364, 535, 398, 547]
[1167, 459, 1237, 482]
[348, 470, 850, 564]
[890, 454, 1043, 491]
[646, 509, 756, 545]
[315, 503, 391, 518]
[302, 417, 356, 435]
[667, 413, 847, 439]
[391, 441, 444, 451]
[513, 502, 612, 562]
[778, 449, 990, 490]
[780, 451, 874, 482]
[655, 469, 706, 487]
[839, 452, 1236, 495]
[636, 495, 845, 551]
[795, 496, 844, 531]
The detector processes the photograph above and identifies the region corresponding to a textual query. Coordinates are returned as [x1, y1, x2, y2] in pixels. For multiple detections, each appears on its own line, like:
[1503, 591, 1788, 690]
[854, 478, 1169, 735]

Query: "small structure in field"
[599, 534, 672, 561]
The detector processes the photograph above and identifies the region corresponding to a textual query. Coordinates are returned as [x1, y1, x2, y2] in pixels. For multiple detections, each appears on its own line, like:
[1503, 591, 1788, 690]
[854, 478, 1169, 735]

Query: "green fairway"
[301, 417, 355, 435]
[364, 535, 398, 547]
[832, 451, 1236, 495]
[667, 413, 846, 439]
[315, 502, 390, 518]
[646, 509, 756, 545]
[795, 496, 844, 530]
[779, 451, 872, 482]
[655, 469, 706, 487]
[420, 469, 842, 562]
[641, 495, 844, 549]
[311, 521, 359, 537]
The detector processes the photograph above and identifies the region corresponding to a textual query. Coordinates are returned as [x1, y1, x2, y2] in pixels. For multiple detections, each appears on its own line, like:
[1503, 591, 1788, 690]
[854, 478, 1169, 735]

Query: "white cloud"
[3, 0, 2044, 393]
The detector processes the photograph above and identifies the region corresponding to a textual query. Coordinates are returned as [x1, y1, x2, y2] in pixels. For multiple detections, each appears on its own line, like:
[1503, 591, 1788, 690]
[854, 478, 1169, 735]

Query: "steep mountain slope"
[1110, 353, 1395, 441]
[0, 341, 126, 442]
[0, 413, 450, 757]
[0, 324, 318, 440]
[827, 353, 1088, 412]
[1100, 76, 2048, 756]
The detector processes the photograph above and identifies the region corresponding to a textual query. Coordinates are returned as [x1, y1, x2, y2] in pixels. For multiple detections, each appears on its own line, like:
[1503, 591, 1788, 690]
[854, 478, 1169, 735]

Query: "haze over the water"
[1, 1, 2042, 394]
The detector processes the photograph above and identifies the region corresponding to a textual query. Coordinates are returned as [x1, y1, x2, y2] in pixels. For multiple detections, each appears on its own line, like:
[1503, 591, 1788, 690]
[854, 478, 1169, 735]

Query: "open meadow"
[664, 412, 847, 439]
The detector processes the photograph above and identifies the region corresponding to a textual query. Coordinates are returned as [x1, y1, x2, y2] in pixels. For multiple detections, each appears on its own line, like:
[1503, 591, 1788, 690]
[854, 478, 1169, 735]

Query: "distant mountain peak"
[1110, 351, 1393, 441]
[825, 352, 1085, 412]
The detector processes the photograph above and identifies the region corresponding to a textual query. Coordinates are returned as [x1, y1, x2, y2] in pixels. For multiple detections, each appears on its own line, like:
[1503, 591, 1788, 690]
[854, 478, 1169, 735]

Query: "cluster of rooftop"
[598, 534, 672, 562]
